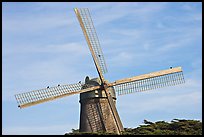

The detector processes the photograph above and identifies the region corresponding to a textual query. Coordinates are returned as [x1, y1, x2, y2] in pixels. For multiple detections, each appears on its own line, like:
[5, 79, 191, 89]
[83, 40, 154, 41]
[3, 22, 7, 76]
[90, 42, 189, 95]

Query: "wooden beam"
[74, 8, 105, 83]
[105, 89, 124, 133]
[108, 67, 183, 87]
[19, 85, 101, 109]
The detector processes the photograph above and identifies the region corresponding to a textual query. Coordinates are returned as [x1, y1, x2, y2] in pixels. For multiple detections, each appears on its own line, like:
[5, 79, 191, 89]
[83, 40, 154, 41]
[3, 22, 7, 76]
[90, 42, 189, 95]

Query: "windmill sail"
[74, 8, 107, 82]
[108, 67, 185, 95]
[15, 83, 100, 108]
[74, 8, 124, 134]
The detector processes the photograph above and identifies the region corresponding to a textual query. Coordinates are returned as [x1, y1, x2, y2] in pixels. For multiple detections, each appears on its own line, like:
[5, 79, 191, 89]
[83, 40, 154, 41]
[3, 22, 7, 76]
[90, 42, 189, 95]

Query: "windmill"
[14, 8, 185, 135]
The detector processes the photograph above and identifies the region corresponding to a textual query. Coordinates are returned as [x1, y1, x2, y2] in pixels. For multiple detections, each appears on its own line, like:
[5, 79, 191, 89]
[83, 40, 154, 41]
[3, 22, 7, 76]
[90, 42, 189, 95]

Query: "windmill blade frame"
[108, 67, 185, 95]
[15, 83, 100, 108]
[74, 8, 107, 83]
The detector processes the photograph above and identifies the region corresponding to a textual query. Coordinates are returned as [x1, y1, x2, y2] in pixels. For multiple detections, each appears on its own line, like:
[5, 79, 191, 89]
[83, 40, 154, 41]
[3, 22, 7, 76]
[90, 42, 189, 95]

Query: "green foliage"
[65, 119, 202, 135]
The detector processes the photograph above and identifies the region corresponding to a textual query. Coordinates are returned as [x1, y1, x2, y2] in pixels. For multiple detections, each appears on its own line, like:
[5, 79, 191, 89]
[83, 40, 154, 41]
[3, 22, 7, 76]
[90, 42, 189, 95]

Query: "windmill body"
[14, 8, 185, 135]
[79, 77, 119, 133]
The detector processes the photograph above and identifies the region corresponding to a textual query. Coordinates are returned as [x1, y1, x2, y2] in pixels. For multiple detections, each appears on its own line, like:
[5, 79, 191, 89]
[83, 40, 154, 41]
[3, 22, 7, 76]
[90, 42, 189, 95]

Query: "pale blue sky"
[2, 2, 202, 135]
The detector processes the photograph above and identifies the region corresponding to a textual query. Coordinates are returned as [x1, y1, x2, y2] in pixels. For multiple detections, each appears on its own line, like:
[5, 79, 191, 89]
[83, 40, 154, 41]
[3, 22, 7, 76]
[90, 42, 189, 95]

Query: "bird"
[79, 81, 81, 84]
[47, 86, 49, 88]
[85, 76, 89, 84]
[170, 67, 172, 69]
[58, 84, 60, 86]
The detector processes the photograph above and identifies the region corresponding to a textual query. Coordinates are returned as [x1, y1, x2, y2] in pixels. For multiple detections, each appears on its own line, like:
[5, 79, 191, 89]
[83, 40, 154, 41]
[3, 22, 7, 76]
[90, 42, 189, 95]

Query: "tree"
[65, 119, 202, 135]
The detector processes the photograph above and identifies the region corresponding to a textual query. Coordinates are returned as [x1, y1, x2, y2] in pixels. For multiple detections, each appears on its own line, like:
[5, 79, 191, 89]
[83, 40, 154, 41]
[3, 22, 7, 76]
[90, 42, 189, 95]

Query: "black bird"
[58, 84, 60, 86]
[47, 86, 49, 88]
[79, 81, 81, 84]
[170, 67, 172, 69]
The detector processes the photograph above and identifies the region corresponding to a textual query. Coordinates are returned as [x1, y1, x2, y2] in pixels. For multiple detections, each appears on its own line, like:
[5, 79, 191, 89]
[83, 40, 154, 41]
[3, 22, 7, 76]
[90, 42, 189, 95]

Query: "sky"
[2, 2, 202, 135]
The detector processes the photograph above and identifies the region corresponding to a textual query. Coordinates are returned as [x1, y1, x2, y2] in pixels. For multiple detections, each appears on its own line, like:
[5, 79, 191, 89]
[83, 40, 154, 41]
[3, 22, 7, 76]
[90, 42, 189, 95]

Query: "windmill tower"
[14, 8, 185, 135]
